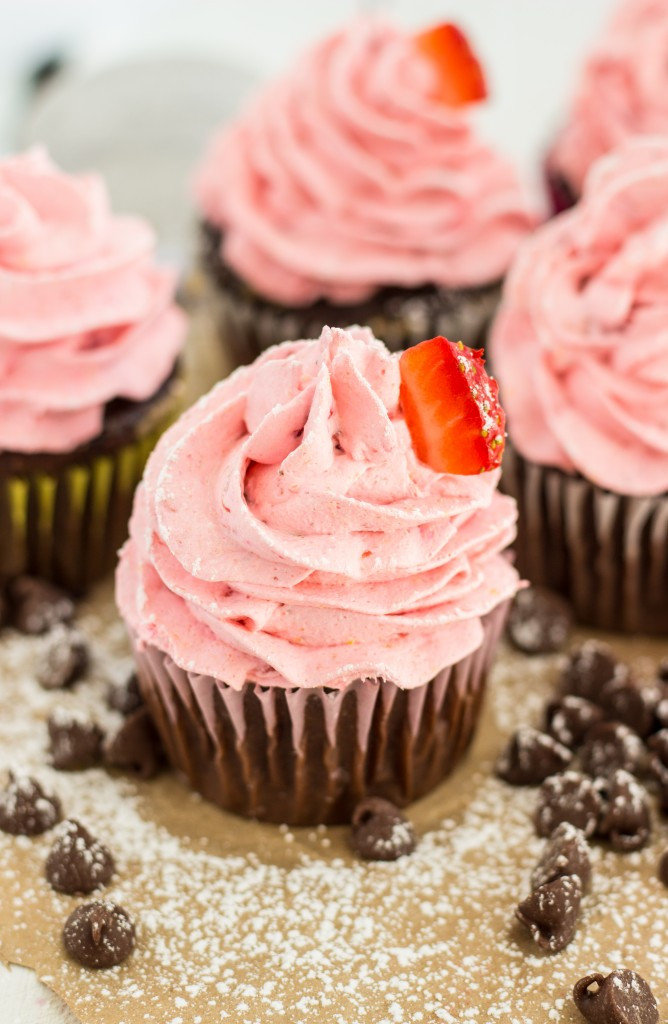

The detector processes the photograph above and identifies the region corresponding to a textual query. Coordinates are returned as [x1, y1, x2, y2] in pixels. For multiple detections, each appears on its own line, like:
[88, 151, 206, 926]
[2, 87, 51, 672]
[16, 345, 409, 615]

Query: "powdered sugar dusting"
[0, 587, 666, 1023]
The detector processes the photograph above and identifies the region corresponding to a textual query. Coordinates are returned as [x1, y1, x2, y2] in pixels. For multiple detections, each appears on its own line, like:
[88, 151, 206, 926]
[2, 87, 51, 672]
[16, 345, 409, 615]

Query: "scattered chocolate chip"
[46, 820, 115, 894]
[8, 576, 74, 635]
[599, 677, 654, 738]
[579, 721, 645, 778]
[561, 641, 627, 703]
[506, 586, 573, 655]
[535, 772, 602, 838]
[646, 731, 668, 812]
[516, 873, 582, 953]
[48, 711, 103, 771]
[597, 769, 651, 852]
[62, 900, 135, 969]
[545, 696, 604, 750]
[658, 850, 668, 888]
[350, 797, 416, 861]
[105, 707, 163, 780]
[37, 625, 89, 690]
[496, 727, 571, 786]
[0, 772, 61, 835]
[573, 969, 659, 1024]
[531, 822, 592, 892]
[654, 696, 668, 732]
[107, 673, 143, 716]
[657, 658, 668, 683]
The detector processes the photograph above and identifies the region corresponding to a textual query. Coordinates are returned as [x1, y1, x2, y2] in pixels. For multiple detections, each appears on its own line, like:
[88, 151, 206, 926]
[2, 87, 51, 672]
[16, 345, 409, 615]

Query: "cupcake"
[195, 19, 534, 363]
[546, 0, 668, 212]
[117, 325, 519, 825]
[0, 149, 186, 593]
[491, 138, 668, 634]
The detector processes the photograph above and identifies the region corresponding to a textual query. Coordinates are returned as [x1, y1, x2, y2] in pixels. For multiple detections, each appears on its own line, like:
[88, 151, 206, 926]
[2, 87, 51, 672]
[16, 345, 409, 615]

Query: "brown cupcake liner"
[132, 602, 508, 825]
[0, 380, 182, 594]
[502, 444, 668, 634]
[200, 222, 502, 364]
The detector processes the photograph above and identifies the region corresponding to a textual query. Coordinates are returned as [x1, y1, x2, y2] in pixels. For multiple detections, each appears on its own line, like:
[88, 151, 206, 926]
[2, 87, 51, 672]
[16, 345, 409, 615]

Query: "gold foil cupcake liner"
[503, 444, 668, 634]
[0, 394, 181, 594]
[132, 602, 508, 826]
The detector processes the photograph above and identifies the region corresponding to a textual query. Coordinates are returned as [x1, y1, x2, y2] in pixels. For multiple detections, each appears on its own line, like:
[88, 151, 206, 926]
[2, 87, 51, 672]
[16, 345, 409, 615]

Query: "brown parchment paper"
[0, 298, 667, 1024]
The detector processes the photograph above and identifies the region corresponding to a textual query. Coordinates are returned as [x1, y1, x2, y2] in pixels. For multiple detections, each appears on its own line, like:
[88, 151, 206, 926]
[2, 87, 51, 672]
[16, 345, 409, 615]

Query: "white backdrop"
[1, 2, 616, 1021]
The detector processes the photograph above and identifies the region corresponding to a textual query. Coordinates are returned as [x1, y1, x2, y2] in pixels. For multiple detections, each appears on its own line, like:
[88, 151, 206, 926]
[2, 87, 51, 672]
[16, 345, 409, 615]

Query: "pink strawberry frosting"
[491, 138, 668, 497]
[117, 326, 519, 690]
[195, 19, 534, 307]
[0, 148, 186, 454]
[551, 0, 668, 193]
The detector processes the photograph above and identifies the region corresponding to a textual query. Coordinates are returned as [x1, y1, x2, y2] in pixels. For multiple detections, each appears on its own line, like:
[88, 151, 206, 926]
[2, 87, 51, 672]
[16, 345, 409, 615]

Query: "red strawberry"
[399, 337, 505, 476]
[416, 22, 488, 107]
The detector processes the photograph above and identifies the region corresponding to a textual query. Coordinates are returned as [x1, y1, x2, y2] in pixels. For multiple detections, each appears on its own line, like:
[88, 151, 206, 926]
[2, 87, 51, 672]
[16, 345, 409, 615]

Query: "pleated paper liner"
[502, 444, 668, 634]
[0, 384, 182, 595]
[201, 222, 502, 364]
[132, 601, 508, 826]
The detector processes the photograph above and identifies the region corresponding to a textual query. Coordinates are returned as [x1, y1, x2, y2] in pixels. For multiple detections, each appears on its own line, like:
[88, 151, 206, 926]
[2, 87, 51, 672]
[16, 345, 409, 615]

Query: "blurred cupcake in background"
[0, 148, 186, 593]
[117, 325, 518, 825]
[195, 18, 535, 362]
[491, 137, 668, 634]
[546, 0, 668, 213]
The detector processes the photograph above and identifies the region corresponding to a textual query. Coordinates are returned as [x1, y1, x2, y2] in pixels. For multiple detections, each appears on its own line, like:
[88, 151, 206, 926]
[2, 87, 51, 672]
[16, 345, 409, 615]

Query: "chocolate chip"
[496, 727, 571, 786]
[350, 797, 416, 861]
[516, 873, 582, 953]
[545, 696, 604, 750]
[599, 677, 654, 738]
[48, 711, 103, 771]
[62, 901, 135, 969]
[46, 820, 115, 894]
[105, 707, 164, 780]
[597, 769, 651, 853]
[646, 731, 668, 813]
[531, 822, 592, 892]
[658, 658, 668, 683]
[573, 969, 659, 1024]
[561, 641, 627, 703]
[654, 696, 668, 732]
[579, 721, 645, 778]
[658, 850, 668, 888]
[8, 576, 74, 635]
[37, 626, 89, 690]
[535, 772, 603, 838]
[0, 772, 61, 835]
[506, 586, 573, 655]
[107, 673, 143, 716]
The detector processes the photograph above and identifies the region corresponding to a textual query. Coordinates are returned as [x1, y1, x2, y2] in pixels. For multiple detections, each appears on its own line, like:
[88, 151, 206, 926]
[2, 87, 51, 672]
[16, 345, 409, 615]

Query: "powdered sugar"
[0, 588, 666, 1023]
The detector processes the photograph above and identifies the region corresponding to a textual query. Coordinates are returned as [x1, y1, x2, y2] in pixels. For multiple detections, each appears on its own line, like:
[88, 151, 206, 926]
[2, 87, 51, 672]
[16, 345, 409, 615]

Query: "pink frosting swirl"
[551, 0, 668, 192]
[0, 148, 186, 454]
[491, 138, 668, 497]
[195, 19, 534, 306]
[117, 326, 519, 690]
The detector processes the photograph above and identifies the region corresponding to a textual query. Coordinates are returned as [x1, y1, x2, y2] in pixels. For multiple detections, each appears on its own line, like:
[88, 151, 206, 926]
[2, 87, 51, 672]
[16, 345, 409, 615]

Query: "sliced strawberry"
[399, 337, 505, 476]
[416, 22, 488, 107]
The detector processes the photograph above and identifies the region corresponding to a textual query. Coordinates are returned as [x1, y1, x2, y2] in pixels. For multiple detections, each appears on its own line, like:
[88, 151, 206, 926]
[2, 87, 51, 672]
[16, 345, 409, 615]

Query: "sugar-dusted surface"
[0, 584, 666, 1024]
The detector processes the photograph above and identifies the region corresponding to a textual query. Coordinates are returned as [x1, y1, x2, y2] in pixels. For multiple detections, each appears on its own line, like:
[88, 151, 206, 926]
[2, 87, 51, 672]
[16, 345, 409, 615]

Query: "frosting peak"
[195, 19, 534, 306]
[491, 137, 668, 496]
[0, 148, 186, 454]
[117, 326, 518, 690]
[551, 0, 668, 192]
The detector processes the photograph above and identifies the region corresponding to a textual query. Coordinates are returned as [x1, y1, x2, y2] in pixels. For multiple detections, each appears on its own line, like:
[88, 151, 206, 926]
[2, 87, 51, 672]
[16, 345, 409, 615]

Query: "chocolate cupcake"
[0, 149, 186, 593]
[546, 0, 668, 212]
[491, 139, 668, 634]
[117, 325, 518, 825]
[194, 19, 534, 363]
